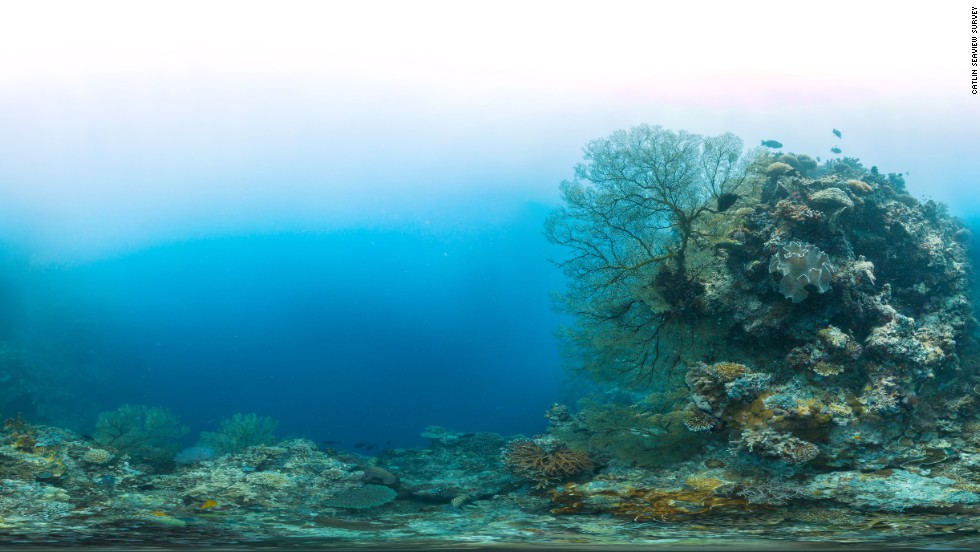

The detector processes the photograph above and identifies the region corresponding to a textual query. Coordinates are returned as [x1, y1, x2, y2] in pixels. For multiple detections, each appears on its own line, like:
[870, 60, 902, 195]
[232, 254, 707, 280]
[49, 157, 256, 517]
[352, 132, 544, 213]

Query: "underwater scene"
[1, 3, 979, 551]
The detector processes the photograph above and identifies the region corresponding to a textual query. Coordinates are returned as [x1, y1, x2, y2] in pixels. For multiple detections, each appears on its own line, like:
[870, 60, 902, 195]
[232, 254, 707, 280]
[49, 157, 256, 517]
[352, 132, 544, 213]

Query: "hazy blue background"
[0, 2, 975, 450]
[0, 206, 566, 449]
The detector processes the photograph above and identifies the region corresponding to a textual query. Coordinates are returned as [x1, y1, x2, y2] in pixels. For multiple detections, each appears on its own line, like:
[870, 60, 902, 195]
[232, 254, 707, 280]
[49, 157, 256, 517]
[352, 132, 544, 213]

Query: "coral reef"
[542, 131, 978, 519]
[0, 132, 978, 548]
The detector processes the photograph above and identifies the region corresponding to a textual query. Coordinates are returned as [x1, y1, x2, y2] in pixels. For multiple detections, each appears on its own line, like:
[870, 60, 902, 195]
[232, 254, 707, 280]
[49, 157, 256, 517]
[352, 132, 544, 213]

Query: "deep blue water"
[0, 201, 567, 452]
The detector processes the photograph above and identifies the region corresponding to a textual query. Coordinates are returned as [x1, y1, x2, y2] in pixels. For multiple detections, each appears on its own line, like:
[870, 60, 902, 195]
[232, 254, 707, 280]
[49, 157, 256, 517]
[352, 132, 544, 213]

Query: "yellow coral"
[613, 486, 747, 521]
[846, 179, 873, 193]
[813, 362, 844, 377]
[82, 448, 114, 464]
[684, 475, 724, 493]
[825, 402, 854, 425]
[766, 162, 794, 176]
[711, 362, 749, 381]
[731, 392, 775, 430]
[549, 480, 749, 522]
[793, 398, 820, 417]
[12, 434, 37, 452]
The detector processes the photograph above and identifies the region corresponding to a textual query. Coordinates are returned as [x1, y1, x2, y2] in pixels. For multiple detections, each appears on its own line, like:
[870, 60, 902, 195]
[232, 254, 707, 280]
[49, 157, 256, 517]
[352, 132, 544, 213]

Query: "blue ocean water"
[0, 201, 568, 453]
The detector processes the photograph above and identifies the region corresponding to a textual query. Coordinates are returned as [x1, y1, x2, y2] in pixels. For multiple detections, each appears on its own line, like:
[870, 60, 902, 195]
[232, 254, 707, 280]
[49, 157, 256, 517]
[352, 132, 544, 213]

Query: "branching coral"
[502, 438, 593, 489]
[683, 405, 719, 432]
[859, 374, 903, 414]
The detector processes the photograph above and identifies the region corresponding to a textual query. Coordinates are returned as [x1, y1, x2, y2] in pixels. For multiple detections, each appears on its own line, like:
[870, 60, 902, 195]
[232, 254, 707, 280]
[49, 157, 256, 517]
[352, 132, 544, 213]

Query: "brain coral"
[769, 241, 834, 303]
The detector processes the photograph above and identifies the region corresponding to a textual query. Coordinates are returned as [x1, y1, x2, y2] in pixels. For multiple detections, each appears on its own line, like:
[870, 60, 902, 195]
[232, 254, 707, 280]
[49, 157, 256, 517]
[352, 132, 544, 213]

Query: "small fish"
[199, 500, 219, 509]
[353, 442, 371, 449]
[830, 147, 842, 154]
[321, 440, 340, 445]
[97, 475, 116, 486]
[761, 140, 782, 149]
[716, 192, 739, 212]
[832, 128, 842, 139]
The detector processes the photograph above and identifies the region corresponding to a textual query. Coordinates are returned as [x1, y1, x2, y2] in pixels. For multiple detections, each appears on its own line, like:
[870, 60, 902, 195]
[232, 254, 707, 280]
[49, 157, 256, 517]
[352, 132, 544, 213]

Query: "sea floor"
[3, 498, 980, 551]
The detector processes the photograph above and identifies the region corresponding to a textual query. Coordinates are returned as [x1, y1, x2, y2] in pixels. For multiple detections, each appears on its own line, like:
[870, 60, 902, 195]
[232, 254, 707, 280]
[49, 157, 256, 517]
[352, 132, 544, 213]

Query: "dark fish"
[97, 475, 117, 486]
[830, 147, 842, 154]
[353, 442, 368, 449]
[365, 444, 377, 450]
[761, 140, 783, 149]
[832, 128, 842, 139]
[321, 440, 340, 445]
[716, 192, 739, 212]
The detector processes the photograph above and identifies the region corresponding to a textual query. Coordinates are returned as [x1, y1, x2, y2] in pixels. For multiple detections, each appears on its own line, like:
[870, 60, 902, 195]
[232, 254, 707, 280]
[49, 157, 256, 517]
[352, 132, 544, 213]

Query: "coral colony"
[1, 125, 978, 547]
